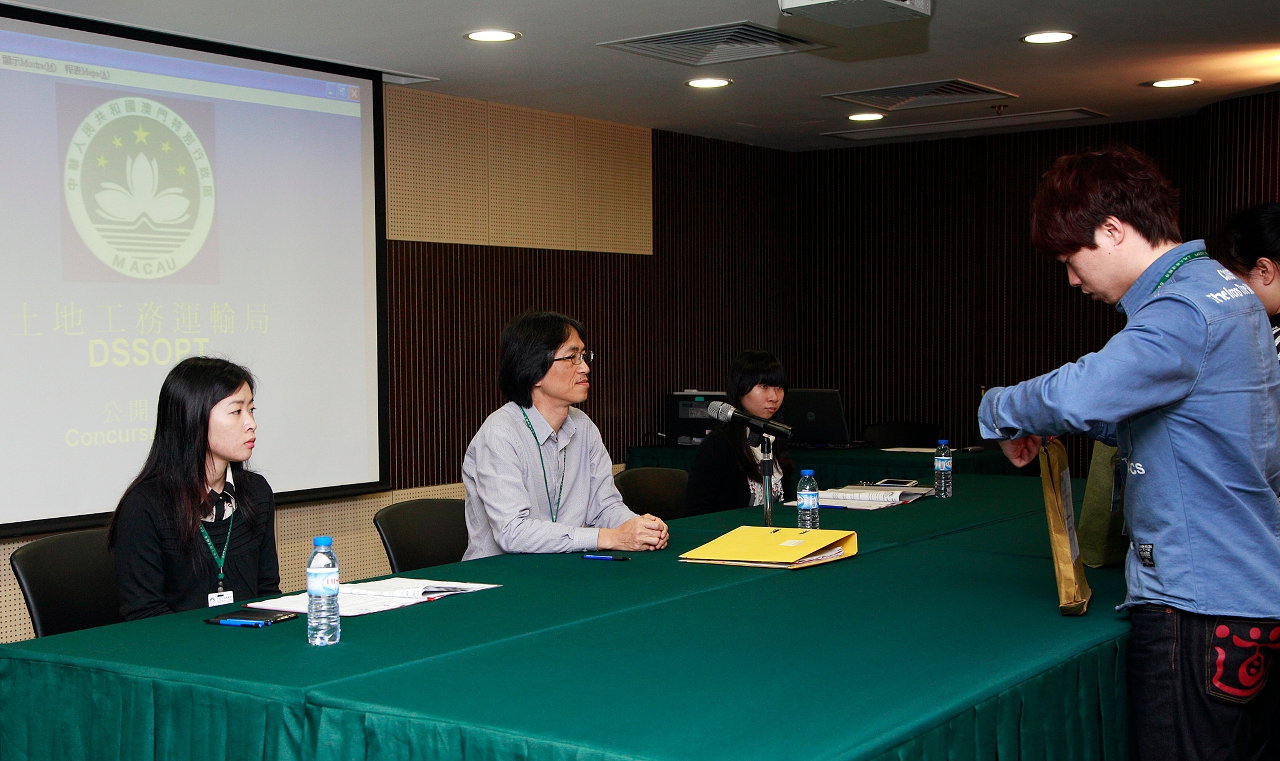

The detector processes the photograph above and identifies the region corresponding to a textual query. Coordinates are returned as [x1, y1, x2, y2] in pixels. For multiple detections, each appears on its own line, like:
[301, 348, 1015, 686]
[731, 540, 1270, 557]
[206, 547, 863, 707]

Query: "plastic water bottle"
[797, 469, 820, 529]
[934, 440, 953, 499]
[306, 536, 341, 646]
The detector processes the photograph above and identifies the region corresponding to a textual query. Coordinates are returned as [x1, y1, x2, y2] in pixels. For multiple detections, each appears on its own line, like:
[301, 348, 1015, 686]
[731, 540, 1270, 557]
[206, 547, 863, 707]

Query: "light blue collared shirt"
[979, 241, 1280, 618]
[462, 402, 637, 560]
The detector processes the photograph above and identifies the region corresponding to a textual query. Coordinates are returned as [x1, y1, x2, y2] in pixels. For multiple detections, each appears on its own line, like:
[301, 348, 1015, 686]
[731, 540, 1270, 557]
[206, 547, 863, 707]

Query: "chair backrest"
[372, 499, 468, 573]
[861, 421, 942, 450]
[10, 528, 124, 638]
[613, 467, 689, 522]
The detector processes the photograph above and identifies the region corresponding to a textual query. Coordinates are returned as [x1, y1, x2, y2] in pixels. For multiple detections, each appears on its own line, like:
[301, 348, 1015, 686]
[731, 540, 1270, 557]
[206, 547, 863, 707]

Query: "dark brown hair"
[1030, 145, 1181, 258]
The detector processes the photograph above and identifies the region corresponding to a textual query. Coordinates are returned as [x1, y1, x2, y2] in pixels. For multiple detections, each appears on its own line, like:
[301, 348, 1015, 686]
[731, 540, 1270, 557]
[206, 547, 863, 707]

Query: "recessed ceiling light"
[687, 78, 732, 89]
[466, 30, 520, 42]
[1022, 31, 1074, 44]
[848, 113, 884, 121]
[1149, 78, 1200, 88]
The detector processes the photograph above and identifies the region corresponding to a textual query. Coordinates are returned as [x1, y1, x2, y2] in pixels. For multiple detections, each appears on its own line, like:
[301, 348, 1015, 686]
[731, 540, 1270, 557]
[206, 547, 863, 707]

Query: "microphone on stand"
[706, 401, 793, 440]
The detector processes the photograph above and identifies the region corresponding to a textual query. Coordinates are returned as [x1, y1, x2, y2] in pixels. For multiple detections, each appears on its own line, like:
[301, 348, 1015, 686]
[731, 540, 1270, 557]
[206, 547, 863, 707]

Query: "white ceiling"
[13, 0, 1280, 150]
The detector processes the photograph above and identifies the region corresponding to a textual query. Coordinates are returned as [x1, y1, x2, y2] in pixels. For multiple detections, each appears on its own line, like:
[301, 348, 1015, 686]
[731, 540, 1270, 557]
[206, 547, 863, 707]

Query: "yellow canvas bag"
[1038, 438, 1092, 615]
[1077, 441, 1128, 568]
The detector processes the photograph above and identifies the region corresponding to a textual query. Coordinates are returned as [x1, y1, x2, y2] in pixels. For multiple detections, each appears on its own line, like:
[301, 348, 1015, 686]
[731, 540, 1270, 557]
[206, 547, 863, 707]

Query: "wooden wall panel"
[384, 87, 489, 244]
[575, 118, 653, 255]
[385, 86, 652, 255]
[488, 102, 578, 250]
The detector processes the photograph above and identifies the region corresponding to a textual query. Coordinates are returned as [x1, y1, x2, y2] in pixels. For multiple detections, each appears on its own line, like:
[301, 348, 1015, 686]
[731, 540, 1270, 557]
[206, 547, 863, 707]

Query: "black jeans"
[1129, 605, 1280, 761]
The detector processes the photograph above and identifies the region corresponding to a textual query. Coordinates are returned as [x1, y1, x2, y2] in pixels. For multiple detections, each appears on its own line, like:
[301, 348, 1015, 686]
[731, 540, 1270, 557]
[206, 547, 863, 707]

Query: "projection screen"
[0, 7, 387, 536]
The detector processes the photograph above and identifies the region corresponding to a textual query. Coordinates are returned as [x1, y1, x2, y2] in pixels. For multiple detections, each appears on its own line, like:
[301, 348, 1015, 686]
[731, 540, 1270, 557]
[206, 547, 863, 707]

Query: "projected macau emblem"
[63, 97, 214, 280]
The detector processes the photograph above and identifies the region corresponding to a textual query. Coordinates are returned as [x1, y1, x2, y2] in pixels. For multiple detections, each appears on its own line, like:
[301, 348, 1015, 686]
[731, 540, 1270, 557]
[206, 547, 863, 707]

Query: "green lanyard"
[199, 512, 235, 592]
[1151, 250, 1208, 293]
[521, 407, 567, 522]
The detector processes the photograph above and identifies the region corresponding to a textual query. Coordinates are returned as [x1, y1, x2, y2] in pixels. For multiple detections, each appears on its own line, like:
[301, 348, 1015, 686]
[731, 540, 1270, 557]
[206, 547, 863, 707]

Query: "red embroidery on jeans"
[1211, 624, 1280, 698]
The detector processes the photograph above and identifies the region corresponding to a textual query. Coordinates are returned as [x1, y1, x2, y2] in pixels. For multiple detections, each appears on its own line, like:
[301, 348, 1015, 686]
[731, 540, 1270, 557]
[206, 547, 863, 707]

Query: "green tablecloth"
[627, 445, 1030, 490]
[0, 476, 1127, 761]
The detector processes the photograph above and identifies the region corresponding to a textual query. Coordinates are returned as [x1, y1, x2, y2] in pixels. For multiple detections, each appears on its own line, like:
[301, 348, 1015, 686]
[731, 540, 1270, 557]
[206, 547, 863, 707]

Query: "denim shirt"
[979, 240, 1280, 618]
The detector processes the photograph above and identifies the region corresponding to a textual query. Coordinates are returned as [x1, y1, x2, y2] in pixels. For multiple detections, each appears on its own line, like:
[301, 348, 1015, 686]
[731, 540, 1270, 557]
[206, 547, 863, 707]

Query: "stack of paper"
[820, 486, 926, 509]
[246, 578, 501, 617]
[787, 485, 935, 510]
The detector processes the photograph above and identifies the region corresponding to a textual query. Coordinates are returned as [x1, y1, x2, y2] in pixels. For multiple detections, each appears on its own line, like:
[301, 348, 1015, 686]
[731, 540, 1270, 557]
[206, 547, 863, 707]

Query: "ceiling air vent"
[822, 108, 1108, 142]
[825, 79, 1016, 111]
[599, 21, 828, 66]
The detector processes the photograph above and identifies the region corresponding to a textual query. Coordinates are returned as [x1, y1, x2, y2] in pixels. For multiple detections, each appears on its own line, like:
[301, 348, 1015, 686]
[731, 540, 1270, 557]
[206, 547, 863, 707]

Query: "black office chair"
[372, 498, 469, 573]
[613, 467, 689, 522]
[10, 528, 124, 638]
[861, 422, 943, 449]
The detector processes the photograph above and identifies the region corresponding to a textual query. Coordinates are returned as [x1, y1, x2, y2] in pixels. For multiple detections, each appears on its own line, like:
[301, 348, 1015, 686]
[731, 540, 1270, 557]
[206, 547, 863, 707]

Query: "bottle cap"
[801, 469, 814, 477]
[313, 536, 333, 546]
[938, 440, 949, 446]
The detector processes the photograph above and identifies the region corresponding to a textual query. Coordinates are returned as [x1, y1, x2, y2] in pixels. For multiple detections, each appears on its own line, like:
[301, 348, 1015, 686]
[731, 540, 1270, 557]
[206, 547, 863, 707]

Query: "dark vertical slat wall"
[386, 91, 1280, 488]
[1195, 91, 1280, 248]
[386, 133, 791, 488]
[790, 116, 1205, 472]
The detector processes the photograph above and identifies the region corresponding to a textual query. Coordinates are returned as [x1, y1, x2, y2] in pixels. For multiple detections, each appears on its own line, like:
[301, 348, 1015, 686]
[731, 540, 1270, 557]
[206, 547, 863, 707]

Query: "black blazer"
[113, 469, 280, 620]
[685, 428, 792, 516]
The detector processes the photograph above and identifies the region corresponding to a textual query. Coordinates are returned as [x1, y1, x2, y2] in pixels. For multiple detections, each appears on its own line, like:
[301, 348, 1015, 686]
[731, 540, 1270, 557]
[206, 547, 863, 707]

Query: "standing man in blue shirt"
[979, 146, 1280, 760]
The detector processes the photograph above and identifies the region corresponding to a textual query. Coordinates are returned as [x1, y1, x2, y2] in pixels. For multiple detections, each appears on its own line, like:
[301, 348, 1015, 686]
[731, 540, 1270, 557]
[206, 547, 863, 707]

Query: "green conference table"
[0, 476, 1128, 761]
[627, 445, 1031, 489]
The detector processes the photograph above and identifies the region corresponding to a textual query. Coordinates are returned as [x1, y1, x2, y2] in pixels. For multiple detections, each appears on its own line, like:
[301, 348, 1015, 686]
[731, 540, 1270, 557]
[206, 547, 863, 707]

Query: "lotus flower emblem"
[94, 153, 191, 225]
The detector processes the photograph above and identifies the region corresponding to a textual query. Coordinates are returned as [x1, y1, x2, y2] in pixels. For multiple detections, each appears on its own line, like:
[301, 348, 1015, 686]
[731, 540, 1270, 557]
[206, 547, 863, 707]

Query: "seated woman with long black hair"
[685, 350, 795, 516]
[109, 357, 280, 619]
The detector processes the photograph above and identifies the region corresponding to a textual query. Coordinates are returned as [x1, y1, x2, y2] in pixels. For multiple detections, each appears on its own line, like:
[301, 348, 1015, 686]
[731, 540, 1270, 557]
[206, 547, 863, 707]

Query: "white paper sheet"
[245, 577, 501, 617]
[341, 578, 501, 598]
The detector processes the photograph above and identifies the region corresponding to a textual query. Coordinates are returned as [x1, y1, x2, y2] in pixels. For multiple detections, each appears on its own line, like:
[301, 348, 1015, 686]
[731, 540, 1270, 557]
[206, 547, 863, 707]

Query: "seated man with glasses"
[462, 311, 669, 560]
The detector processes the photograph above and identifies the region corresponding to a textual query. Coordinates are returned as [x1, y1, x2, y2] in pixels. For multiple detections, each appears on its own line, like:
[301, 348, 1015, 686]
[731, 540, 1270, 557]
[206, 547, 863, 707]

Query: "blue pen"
[583, 554, 629, 561]
[217, 618, 269, 627]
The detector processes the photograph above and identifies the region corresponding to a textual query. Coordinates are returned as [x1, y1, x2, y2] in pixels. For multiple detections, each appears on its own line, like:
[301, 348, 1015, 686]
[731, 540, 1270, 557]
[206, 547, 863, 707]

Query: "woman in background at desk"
[685, 350, 795, 515]
[109, 357, 280, 619]
[1220, 202, 1280, 361]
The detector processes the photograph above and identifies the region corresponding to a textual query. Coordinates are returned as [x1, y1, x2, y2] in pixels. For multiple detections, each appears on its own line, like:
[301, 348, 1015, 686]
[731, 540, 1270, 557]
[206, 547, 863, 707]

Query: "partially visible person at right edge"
[977, 145, 1280, 760]
[1219, 202, 1280, 361]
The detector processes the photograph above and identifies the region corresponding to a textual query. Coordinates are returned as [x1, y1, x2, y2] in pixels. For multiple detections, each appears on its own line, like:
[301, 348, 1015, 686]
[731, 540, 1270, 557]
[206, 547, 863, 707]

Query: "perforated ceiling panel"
[599, 21, 827, 66]
[824, 79, 1016, 111]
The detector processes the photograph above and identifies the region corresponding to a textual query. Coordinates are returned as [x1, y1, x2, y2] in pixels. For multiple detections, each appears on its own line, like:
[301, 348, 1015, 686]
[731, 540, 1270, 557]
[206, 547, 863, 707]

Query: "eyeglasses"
[553, 349, 594, 366]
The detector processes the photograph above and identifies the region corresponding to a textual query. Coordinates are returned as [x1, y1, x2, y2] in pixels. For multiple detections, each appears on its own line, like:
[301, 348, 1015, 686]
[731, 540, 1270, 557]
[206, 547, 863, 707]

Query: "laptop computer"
[778, 389, 856, 447]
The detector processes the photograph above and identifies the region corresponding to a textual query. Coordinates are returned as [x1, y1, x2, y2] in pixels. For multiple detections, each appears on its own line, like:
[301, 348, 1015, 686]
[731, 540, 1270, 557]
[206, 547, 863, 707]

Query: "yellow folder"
[679, 526, 858, 569]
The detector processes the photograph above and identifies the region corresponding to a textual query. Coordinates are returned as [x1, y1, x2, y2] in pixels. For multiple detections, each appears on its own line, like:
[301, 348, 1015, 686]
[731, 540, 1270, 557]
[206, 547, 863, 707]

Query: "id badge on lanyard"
[208, 590, 234, 607]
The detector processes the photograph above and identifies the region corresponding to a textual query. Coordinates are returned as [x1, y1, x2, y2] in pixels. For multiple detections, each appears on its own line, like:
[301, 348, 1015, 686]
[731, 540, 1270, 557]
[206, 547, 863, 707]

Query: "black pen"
[582, 554, 629, 561]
